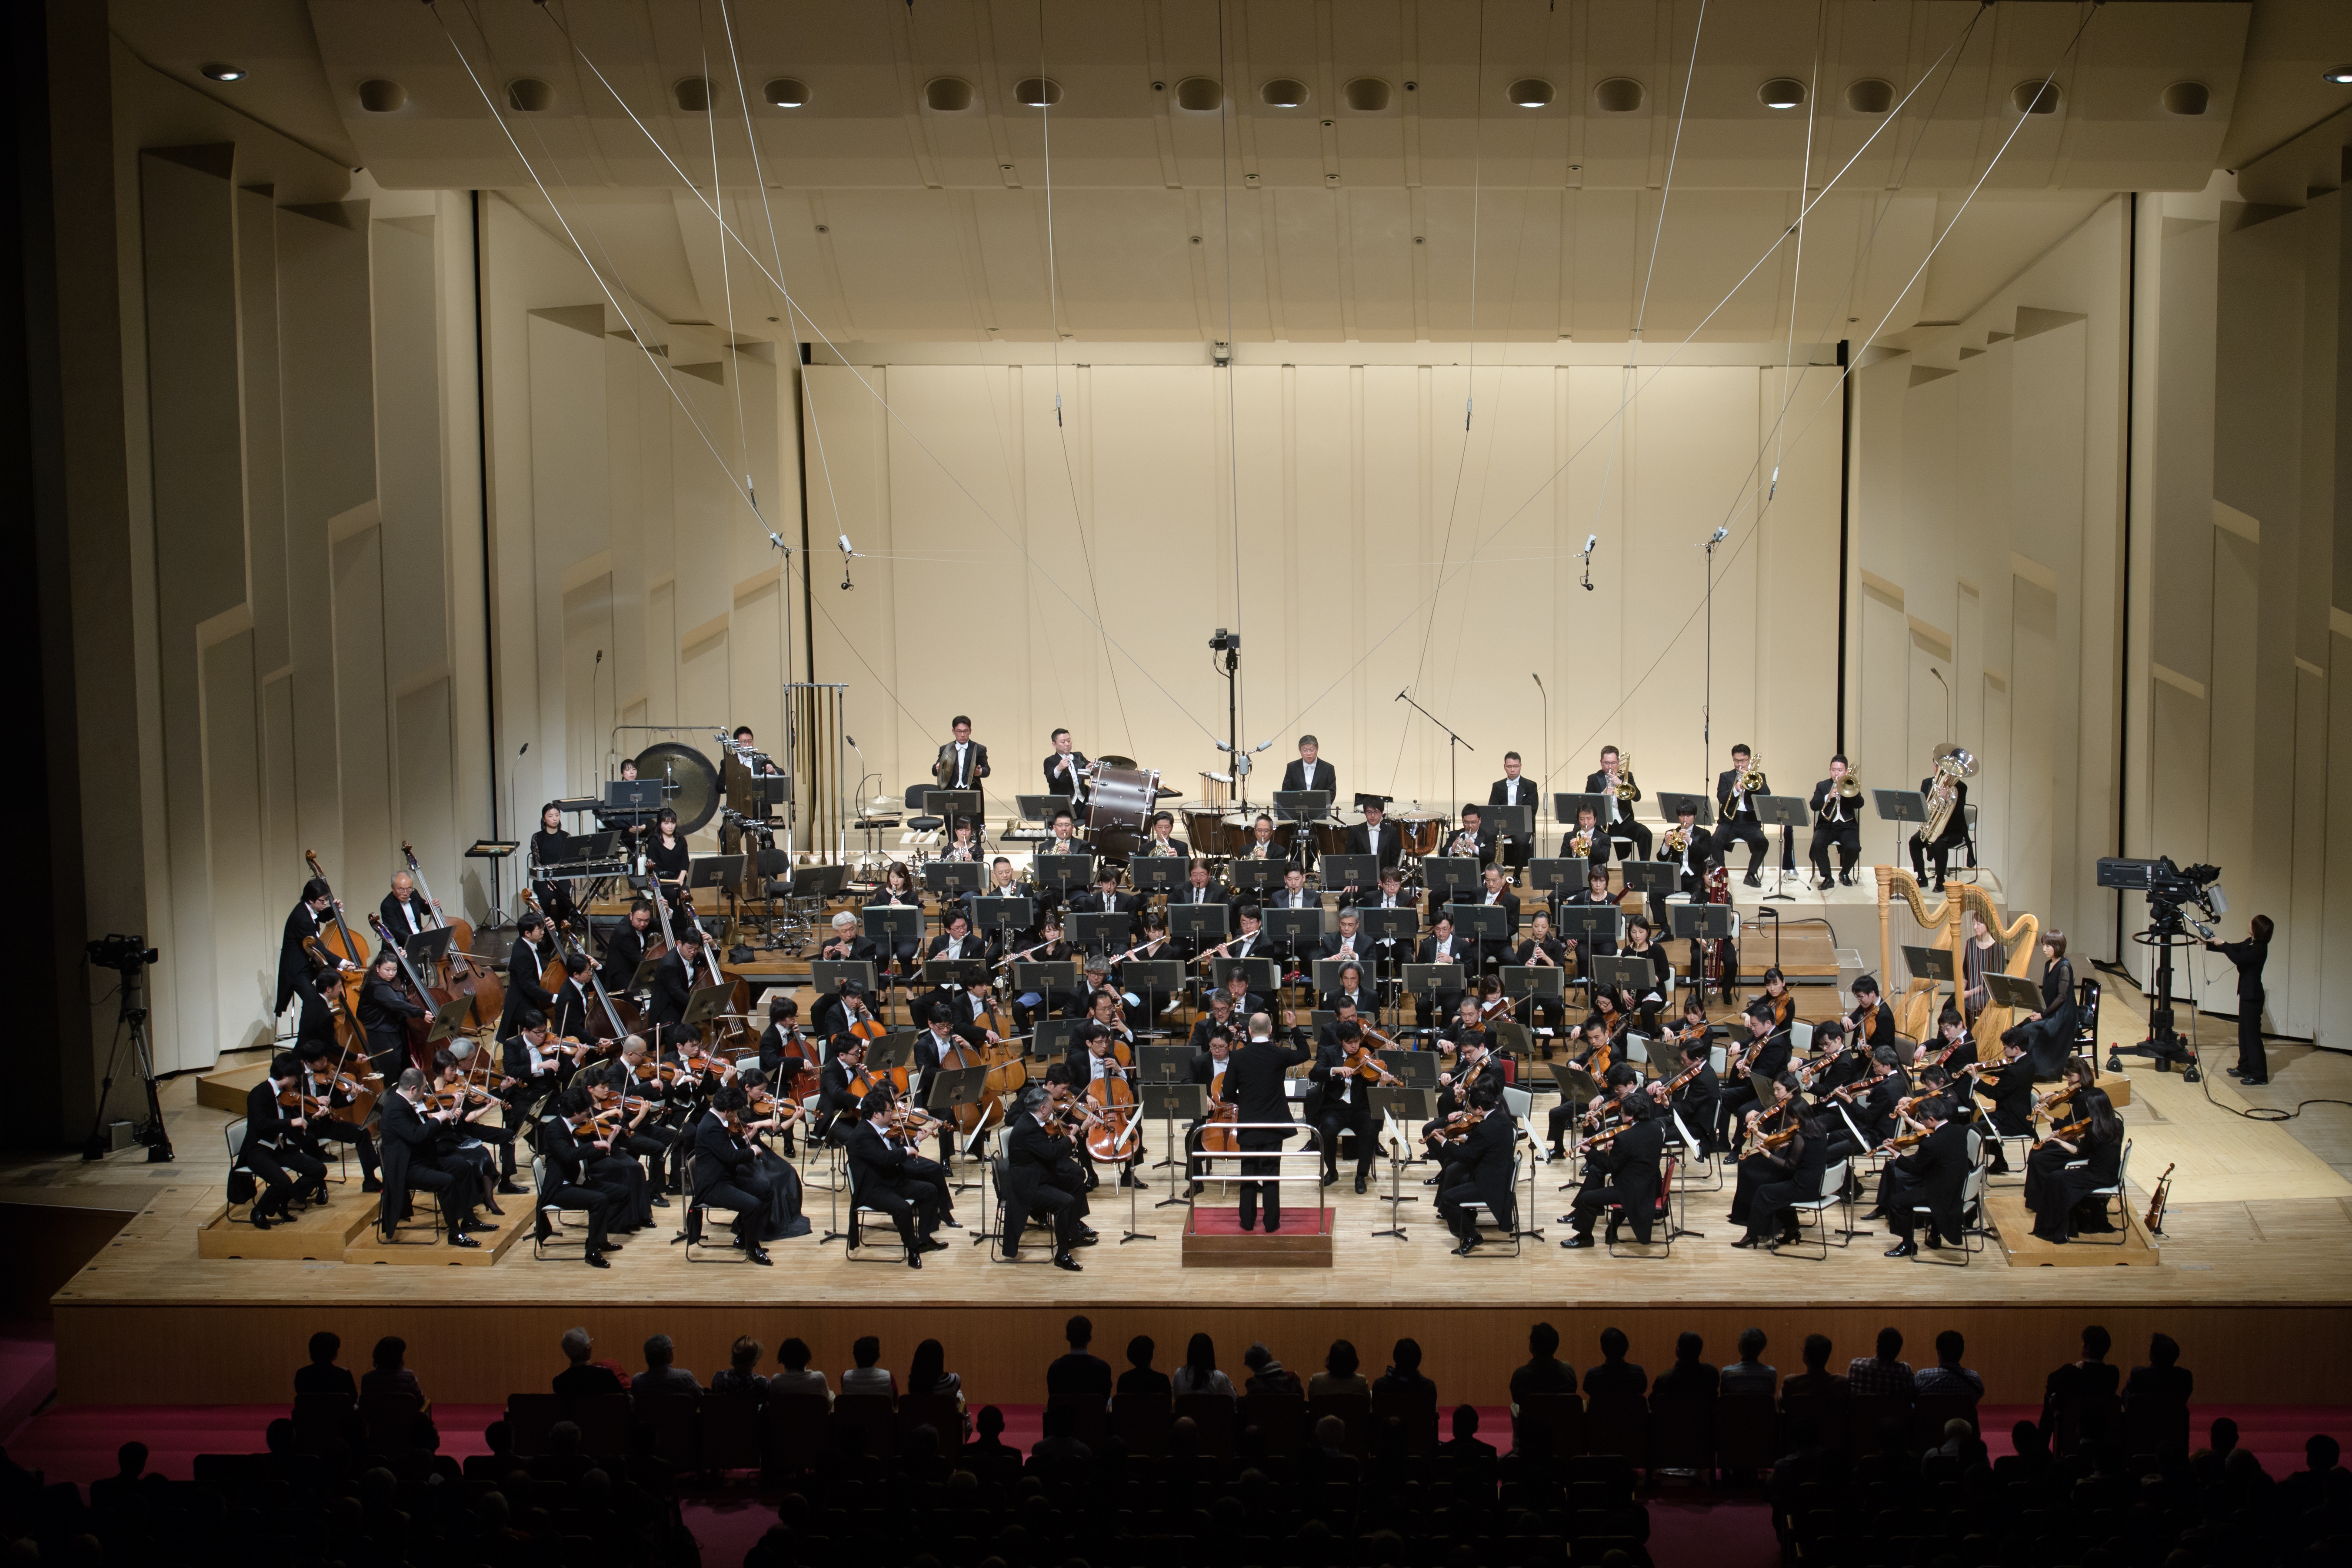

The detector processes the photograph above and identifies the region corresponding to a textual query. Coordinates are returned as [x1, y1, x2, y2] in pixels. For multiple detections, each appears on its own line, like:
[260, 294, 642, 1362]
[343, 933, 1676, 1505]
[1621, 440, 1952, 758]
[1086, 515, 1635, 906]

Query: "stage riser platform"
[50, 1302, 2352, 1410]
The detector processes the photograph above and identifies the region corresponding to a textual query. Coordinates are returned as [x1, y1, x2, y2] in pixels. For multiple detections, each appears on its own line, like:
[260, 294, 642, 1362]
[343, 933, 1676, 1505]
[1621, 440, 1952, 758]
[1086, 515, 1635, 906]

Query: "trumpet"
[1568, 828, 1594, 859]
[1662, 824, 1690, 858]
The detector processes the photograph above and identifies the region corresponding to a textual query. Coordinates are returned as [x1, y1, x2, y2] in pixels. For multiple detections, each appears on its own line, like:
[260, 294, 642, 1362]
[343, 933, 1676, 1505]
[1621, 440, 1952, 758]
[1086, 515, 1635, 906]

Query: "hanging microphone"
[1583, 533, 1598, 556]
[1531, 672, 1543, 689]
[1711, 526, 1729, 544]
[844, 735, 858, 748]
[1216, 741, 1235, 752]
[768, 531, 787, 550]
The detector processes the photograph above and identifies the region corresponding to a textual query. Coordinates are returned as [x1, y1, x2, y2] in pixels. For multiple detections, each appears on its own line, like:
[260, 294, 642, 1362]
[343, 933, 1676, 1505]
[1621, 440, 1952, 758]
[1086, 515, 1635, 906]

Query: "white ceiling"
[107, 1, 2352, 344]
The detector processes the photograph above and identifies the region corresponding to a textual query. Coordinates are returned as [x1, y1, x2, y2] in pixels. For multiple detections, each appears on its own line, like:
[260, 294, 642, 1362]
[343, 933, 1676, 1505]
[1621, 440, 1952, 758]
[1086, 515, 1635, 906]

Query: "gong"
[633, 741, 722, 836]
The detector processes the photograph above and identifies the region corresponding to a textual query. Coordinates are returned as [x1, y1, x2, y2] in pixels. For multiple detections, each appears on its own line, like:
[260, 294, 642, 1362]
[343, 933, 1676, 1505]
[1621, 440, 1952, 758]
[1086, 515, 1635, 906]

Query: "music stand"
[922, 1065, 991, 1174]
[1527, 858, 1589, 903]
[681, 982, 737, 1038]
[862, 1034, 920, 1081]
[1368, 1084, 1434, 1238]
[924, 789, 983, 836]
[606, 778, 660, 812]
[1500, 965, 1565, 1030]
[1753, 796, 1809, 902]
[1550, 1062, 1601, 1105]
[1984, 971, 2043, 1014]
[1656, 791, 1716, 828]
[973, 894, 1034, 945]
[1618, 859, 1679, 899]
[626, 956, 665, 997]
[1014, 794, 1065, 831]
[1011, 962, 1079, 1013]
[1165, 902, 1229, 952]
[1032, 853, 1094, 906]
[1212, 956, 1280, 995]
[1127, 858, 1184, 896]
[1553, 791, 1610, 827]
[1122, 959, 1183, 1023]
[1355, 908, 1420, 950]
[1447, 903, 1510, 972]
[1262, 907, 1324, 964]
[924, 861, 986, 897]
[1403, 962, 1463, 1033]
[1553, 903, 1621, 979]
[1903, 945, 1957, 1018]
[1311, 958, 1365, 995]
[809, 959, 878, 1002]
[1873, 787, 1929, 868]
[1589, 955, 1659, 1000]
[1271, 789, 1331, 824]
[1069, 912, 1133, 962]
[1377, 1050, 1436, 1088]
[1421, 857, 1481, 905]
[1670, 904, 1736, 997]
[1228, 859, 1287, 897]
[1029, 1018, 1081, 1064]
[403, 926, 456, 967]
[789, 865, 850, 902]
[426, 995, 478, 1044]
[1486, 802, 1535, 857]
[689, 857, 744, 915]
[1136, 1043, 1194, 1083]
[1139, 1082, 1209, 1212]
[919, 957, 991, 994]
[1317, 852, 1377, 895]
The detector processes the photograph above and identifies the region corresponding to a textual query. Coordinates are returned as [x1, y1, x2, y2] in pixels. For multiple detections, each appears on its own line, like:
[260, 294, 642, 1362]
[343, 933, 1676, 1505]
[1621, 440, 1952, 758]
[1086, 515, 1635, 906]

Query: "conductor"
[1220, 1011, 1312, 1232]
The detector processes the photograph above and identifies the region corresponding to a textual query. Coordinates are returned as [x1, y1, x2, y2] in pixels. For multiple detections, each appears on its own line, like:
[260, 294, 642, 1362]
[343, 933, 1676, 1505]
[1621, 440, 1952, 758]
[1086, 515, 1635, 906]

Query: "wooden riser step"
[1181, 1206, 1335, 1269]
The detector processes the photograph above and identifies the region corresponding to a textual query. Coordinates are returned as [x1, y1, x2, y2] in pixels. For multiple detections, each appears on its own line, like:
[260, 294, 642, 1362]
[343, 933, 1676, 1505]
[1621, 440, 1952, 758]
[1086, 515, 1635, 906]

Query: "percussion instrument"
[1085, 764, 1162, 833]
[634, 741, 723, 835]
[1398, 813, 1446, 858]
[1310, 821, 1349, 856]
[1184, 807, 1231, 855]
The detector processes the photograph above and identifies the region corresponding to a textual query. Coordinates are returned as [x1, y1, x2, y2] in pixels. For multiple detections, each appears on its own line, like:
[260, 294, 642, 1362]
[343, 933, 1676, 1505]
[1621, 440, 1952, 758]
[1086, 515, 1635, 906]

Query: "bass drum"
[634, 742, 723, 836]
[1086, 765, 1161, 833]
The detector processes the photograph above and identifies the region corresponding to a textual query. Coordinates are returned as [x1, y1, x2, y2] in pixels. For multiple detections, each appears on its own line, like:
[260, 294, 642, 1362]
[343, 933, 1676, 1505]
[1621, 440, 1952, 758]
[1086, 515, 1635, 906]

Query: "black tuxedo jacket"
[502, 937, 559, 1034]
[1716, 769, 1767, 821]
[277, 902, 327, 1013]
[1437, 824, 1496, 866]
[601, 923, 649, 993]
[1809, 779, 1861, 826]
[1889, 1118, 1971, 1235]
[1223, 1036, 1310, 1124]
[1917, 777, 1970, 845]
[379, 892, 435, 944]
[1343, 819, 1403, 869]
[843, 1117, 917, 1196]
[1043, 751, 1090, 795]
[1582, 771, 1641, 826]
[690, 1116, 757, 1198]
[1489, 776, 1540, 811]
[1448, 1106, 1518, 1214]
[1282, 758, 1337, 797]
[934, 739, 990, 791]
[646, 950, 697, 1031]
[1003, 1113, 1083, 1216]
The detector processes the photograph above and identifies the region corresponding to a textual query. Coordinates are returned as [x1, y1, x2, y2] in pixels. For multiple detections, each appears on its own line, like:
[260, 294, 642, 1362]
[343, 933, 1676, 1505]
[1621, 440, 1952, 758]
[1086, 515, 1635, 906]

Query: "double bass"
[301, 850, 369, 1022]
[368, 911, 450, 1073]
[398, 842, 503, 1033]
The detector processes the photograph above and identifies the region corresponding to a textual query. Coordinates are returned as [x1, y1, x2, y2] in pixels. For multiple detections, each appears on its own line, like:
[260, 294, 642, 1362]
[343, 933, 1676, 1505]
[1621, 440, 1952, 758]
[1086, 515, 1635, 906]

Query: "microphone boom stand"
[1395, 690, 1475, 819]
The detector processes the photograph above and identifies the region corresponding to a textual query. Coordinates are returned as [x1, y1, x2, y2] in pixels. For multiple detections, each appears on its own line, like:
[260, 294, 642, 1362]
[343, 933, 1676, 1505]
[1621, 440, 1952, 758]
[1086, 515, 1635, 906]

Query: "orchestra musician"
[1620, 918, 1671, 1028]
[1178, 1026, 1236, 1200]
[719, 725, 783, 854]
[1344, 798, 1404, 870]
[968, 856, 1035, 942]
[530, 802, 580, 927]
[691, 1086, 776, 1265]
[1585, 744, 1653, 863]
[380, 870, 436, 946]
[1554, 865, 1620, 977]
[1714, 743, 1772, 887]
[359, 949, 426, 1083]
[1221, 1011, 1313, 1233]
[583, 1035, 677, 1197]
[277, 879, 354, 1018]
[2022, 1082, 2124, 1244]
[1807, 755, 1863, 889]
[501, 911, 559, 1040]
[602, 899, 655, 996]
[1002, 1085, 1089, 1270]
[1848, 976, 1899, 1059]
[1042, 727, 1091, 813]
[548, 952, 602, 1042]
[1065, 1015, 1143, 1188]
[1188, 989, 1243, 1053]
[1137, 811, 1189, 858]
[1316, 912, 1368, 977]
[1512, 912, 1569, 1036]
[932, 714, 991, 820]
[1727, 1075, 1825, 1250]
[1959, 911, 2000, 1025]
[1999, 932, 2079, 1080]
[540, 1088, 622, 1267]
[1266, 864, 1317, 914]
[610, 756, 653, 861]
[1034, 813, 1089, 910]
[1967, 1032, 2036, 1175]
[1414, 916, 1472, 1025]
[1716, 1001, 1793, 1132]
[1073, 869, 1142, 920]
[1830, 1045, 1909, 1165]
[1655, 799, 1711, 928]
[1909, 767, 1970, 892]
[1876, 1093, 1971, 1258]
[1309, 1018, 1385, 1193]
[1339, 869, 1414, 984]
[1469, 866, 1522, 969]
[1238, 813, 1289, 865]
[644, 809, 691, 912]
[1443, 806, 1497, 867]
[645, 925, 705, 1056]
[1564, 805, 1608, 870]
[1435, 1080, 1515, 1254]
[1666, 1032, 1723, 1154]
[1282, 735, 1337, 798]
[1562, 1066, 1666, 1249]
[1488, 753, 1539, 868]
[240, 1054, 330, 1226]
[376, 1067, 484, 1248]
[940, 819, 985, 862]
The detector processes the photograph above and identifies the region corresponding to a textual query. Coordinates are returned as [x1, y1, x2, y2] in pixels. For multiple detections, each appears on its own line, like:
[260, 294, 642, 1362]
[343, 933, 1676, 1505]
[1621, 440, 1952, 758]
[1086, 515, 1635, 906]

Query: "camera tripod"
[82, 961, 173, 1163]
[2118, 915, 2200, 1084]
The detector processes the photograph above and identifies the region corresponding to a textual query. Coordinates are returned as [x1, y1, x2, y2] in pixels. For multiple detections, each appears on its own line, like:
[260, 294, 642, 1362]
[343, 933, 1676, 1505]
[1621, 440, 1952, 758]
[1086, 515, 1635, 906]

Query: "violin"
[1339, 1040, 1403, 1087]
[1422, 1107, 1486, 1146]
[2033, 1116, 2091, 1151]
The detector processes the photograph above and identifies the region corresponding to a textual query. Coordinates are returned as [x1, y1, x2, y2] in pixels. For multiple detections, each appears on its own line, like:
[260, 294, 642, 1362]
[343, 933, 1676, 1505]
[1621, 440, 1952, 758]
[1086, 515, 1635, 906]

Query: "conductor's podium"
[1180, 1131, 1334, 1268]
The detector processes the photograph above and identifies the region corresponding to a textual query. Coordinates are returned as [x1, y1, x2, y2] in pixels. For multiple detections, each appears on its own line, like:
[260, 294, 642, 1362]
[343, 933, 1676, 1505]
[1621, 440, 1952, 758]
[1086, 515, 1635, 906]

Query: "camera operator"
[2203, 915, 2274, 1086]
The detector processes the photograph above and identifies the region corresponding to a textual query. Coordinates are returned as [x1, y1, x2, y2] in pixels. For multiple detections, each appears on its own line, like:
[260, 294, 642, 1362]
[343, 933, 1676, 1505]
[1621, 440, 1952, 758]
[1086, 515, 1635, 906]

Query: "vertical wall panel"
[200, 626, 266, 1058]
[394, 676, 457, 906]
[330, 522, 392, 893]
[2009, 578, 2058, 923]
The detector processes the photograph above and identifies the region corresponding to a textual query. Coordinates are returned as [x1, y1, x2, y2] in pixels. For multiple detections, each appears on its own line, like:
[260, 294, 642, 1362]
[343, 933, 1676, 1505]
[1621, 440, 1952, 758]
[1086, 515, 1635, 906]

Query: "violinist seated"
[1750, 968, 1798, 1035]
[1562, 1068, 1669, 1250]
[814, 1032, 873, 1143]
[432, 1046, 523, 1197]
[1546, 1019, 1622, 1158]
[359, 949, 428, 1083]
[293, 1039, 383, 1194]
[1425, 1026, 1499, 1156]
[1825, 1045, 1909, 1164]
[1511, 913, 1570, 1036]
[1310, 1019, 1391, 1195]
[1727, 1075, 1828, 1249]
[1002, 1085, 1090, 1271]
[601, 899, 656, 997]
[2022, 1085, 2124, 1245]
[1715, 1002, 1793, 1136]
[1433, 1080, 1516, 1255]
[376, 1066, 487, 1248]
[1063, 1014, 1143, 1189]
[1874, 1093, 1973, 1258]
[500, 1009, 578, 1116]
[578, 1035, 675, 1207]
[1413, 917, 1474, 1029]
[540, 1088, 623, 1267]
[645, 926, 706, 1058]
[1967, 1035, 2037, 1174]
[1800, 1019, 1866, 1100]
[690, 1087, 775, 1265]
[1666, 1035, 1723, 1155]
[1321, 962, 1376, 1022]
[501, 911, 561, 1043]
[875, 1089, 960, 1231]
[240, 1054, 331, 1227]
[841, 1089, 945, 1268]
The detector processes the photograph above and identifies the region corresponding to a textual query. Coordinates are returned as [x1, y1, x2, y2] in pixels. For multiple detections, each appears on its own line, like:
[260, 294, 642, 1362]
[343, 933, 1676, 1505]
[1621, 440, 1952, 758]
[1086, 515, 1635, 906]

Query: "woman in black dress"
[733, 1068, 811, 1242]
[2205, 915, 2273, 1085]
[1729, 1076, 1826, 1248]
[645, 807, 691, 921]
[530, 802, 578, 925]
[2000, 930, 2078, 1079]
[2023, 1083, 2123, 1242]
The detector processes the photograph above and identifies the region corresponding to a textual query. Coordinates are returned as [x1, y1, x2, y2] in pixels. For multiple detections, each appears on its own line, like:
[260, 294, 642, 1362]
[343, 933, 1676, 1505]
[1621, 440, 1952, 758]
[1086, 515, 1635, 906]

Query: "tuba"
[1922, 744, 1976, 841]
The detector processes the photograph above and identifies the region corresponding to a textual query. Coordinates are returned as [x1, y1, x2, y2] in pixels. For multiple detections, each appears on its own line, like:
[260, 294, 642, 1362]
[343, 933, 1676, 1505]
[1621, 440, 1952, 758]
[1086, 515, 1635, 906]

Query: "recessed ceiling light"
[763, 78, 808, 109]
[2325, 66, 2352, 86]
[1508, 78, 1554, 109]
[200, 63, 246, 83]
[1260, 78, 1309, 109]
[1014, 77, 1062, 108]
[1759, 78, 1806, 110]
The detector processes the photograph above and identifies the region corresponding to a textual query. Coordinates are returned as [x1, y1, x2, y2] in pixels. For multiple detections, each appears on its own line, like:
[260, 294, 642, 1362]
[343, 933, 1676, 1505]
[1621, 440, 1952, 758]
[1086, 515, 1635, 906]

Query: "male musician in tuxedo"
[1969, 1035, 2036, 1174]
[916, 912, 990, 1023]
[1003, 1086, 1088, 1270]
[1585, 744, 1653, 864]
[1071, 869, 1140, 921]
[1187, 989, 1243, 1054]
[278, 879, 353, 1015]
[1138, 811, 1189, 859]
[1309, 1018, 1382, 1193]
[581, 1035, 675, 1203]
[1415, 915, 1473, 1026]
[1562, 1071, 1667, 1249]
[1316, 912, 1369, 975]
[540, 1089, 621, 1267]
[1237, 813, 1289, 866]
[720, 725, 783, 853]
[1063, 1017, 1143, 1188]
[1222, 1011, 1313, 1232]
[601, 899, 655, 996]
[380, 870, 436, 946]
[289, 1036, 384, 1193]
[1042, 727, 1091, 811]
[548, 952, 602, 1043]
[1488, 752, 1541, 869]
[843, 1089, 946, 1266]
[502, 911, 560, 1039]
[1657, 801, 1712, 928]
[1716, 1001, 1793, 1136]
[691, 1086, 776, 1264]
[933, 714, 990, 816]
[1442, 805, 1497, 868]
[1808, 755, 1864, 888]
[241, 1054, 329, 1226]
[1265, 865, 1316, 914]
[1563, 805, 1610, 872]
[645, 926, 704, 1057]
[1909, 770, 1970, 892]
[1668, 1035, 1725, 1155]
[1282, 735, 1337, 799]
[376, 1068, 483, 1246]
[1878, 1095, 1971, 1256]
[1468, 864, 1522, 974]
[1341, 868, 1415, 985]
[1715, 743, 1772, 887]
[1848, 976, 1899, 1058]
[1435, 1080, 1516, 1253]
[1512, 912, 1570, 1035]
[1344, 798, 1403, 870]
[1173, 859, 1231, 915]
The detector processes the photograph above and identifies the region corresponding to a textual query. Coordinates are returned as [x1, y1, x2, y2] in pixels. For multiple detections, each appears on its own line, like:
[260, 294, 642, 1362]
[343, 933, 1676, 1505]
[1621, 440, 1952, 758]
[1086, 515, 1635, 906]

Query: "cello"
[398, 841, 503, 1032]
[1083, 1041, 1140, 1165]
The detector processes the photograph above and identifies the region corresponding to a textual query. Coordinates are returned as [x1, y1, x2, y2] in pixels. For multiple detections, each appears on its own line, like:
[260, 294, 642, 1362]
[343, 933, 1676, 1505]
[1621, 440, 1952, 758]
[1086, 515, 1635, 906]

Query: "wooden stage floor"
[18, 951, 2351, 1412]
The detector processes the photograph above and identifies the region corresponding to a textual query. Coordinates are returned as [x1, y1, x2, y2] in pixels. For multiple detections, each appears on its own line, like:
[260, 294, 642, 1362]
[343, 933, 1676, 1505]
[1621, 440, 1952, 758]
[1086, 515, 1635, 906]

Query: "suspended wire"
[695, 3, 753, 523]
[1252, 5, 1989, 749]
[1036, 2, 1135, 755]
[1215, 0, 1244, 758]
[1772, 0, 1827, 501]
[525, 2, 1221, 740]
